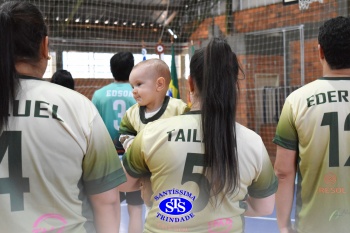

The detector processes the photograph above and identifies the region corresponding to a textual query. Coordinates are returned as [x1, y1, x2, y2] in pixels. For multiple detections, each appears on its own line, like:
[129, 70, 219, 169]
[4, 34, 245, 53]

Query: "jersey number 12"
[321, 112, 350, 167]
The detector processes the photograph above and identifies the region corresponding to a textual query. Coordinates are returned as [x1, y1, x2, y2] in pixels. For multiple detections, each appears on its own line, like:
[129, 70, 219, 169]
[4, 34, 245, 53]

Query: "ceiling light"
[85, 19, 90, 23]
[95, 20, 99, 24]
[167, 29, 174, 35]
[104, 20, 109, 24]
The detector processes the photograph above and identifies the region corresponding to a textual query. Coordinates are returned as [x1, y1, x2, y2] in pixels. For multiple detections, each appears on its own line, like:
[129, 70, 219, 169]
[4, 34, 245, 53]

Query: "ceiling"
[27, 0, 219, 53]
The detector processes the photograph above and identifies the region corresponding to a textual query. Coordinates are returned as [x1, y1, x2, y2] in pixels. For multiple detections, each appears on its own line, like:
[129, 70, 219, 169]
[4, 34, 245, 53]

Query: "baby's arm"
[119, 112, 137, 151]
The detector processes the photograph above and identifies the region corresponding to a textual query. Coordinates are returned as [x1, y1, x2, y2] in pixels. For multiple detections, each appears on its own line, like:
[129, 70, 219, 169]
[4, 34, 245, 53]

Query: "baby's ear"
[156, 77, 166, 91]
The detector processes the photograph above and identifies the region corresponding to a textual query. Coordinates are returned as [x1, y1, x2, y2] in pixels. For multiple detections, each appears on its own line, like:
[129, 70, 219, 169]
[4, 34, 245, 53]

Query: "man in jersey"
[0, 2, 139, 233]
[119, 58, 190, 209]
[122, 38, 277, 233]
[92, 52, 142, 233]
[273, 16, 350, 233]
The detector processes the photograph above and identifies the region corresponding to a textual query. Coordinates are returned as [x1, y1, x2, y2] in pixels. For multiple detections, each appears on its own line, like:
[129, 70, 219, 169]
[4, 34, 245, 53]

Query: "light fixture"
[167, 28, 174, 35]
[150, 23, 154, 27]
[75, 18, 80, 23]
[65, 18, 69, 22]
[114, 21, 118, 25]
[132, 22, 136, 26]
[95, 19, 99, 24]
[104, 20, 109, 24]
[141, 22, 145, 27]
[123, 22, 127, 26]
[56, 16, 60, 21]
[85, 19, 90, 23]
[167, 28, 178, 39]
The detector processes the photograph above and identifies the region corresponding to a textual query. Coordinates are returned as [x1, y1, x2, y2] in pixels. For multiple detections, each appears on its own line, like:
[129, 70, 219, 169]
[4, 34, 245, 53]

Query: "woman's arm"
[244, 194, 275, 217]
[89, 187, 120, 233]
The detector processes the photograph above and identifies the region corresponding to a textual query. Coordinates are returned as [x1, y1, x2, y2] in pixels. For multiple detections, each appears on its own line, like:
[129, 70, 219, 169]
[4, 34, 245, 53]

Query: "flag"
[168, 44, 180, 99]
[190, 40, 195, 59]
[142, 48, 147, 60]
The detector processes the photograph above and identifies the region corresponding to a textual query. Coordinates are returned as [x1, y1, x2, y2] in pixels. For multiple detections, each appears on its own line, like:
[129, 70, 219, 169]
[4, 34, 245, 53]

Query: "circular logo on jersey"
[156, 44, 164, 54]
[142, 48, 147, 56]
[32, 213, 67, 233]
[159, 197, 192, 215]
[324, 172, 337, 185]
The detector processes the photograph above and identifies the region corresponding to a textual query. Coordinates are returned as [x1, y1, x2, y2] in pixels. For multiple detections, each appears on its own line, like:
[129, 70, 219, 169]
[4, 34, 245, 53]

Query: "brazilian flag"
[168, 43, 180, 99]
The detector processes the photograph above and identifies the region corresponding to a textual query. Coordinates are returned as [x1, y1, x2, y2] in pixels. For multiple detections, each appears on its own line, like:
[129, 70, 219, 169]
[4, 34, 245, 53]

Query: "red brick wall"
[234, 1, 337, 33]
[190, 15, 228, 40]
[290, 39, 323, 86]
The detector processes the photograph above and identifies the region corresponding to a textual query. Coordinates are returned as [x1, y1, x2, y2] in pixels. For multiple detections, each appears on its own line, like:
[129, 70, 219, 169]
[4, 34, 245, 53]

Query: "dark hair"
[0, 1, 47, 130]
[190, 37, 243, 197]
[110, 52, 134, 81]
[51, 70, 75, 90]
[318, 16, 350, 69]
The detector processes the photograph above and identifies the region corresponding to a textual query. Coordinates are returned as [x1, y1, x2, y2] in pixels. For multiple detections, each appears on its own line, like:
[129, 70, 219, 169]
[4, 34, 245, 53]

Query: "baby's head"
[129, 59, 171, 111]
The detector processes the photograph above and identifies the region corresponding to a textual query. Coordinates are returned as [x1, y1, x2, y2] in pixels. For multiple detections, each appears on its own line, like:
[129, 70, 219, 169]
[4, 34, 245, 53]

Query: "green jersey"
[273, 78, 350, 233]
[123, 111, 277, 233]
[92, 82, 136, 151]
[119, 96, 189, 148]
[0, 75, 126, 233]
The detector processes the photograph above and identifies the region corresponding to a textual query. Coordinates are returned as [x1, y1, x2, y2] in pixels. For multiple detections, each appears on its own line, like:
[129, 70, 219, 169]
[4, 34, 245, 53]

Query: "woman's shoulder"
[235, 122, 263, 143]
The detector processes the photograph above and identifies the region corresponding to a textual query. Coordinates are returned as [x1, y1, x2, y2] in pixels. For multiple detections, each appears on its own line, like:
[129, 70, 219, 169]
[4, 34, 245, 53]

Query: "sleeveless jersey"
[0, 75, 126, 233]
[123, 111, 277, 233]
[273, 77, 350, 233]
[92, 82, 136, 151]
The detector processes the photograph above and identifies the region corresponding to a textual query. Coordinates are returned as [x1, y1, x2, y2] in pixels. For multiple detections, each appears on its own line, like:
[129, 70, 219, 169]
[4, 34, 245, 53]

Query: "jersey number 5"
[181, 153, 210, 213]
[321, 112, 350, 167]
[0, 131, 30, 211]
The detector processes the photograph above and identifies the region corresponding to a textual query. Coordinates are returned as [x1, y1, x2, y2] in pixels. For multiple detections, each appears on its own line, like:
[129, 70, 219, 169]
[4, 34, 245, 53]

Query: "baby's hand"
[119, 135, 130, 144]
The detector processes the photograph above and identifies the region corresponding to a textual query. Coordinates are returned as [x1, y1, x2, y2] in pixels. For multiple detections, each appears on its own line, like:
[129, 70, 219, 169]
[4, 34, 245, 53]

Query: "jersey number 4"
[321, 112, 350, 167]
[0, 131, 30, 211]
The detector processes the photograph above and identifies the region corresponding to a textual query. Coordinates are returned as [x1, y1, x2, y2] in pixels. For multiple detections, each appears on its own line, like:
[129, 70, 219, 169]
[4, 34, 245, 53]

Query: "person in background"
[0, 2, 136, 232]
[273, 16, 350, 233]
[122, 37, 277, 233]
[91, 52, 142, 233]
[51, 69, 75, 90]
